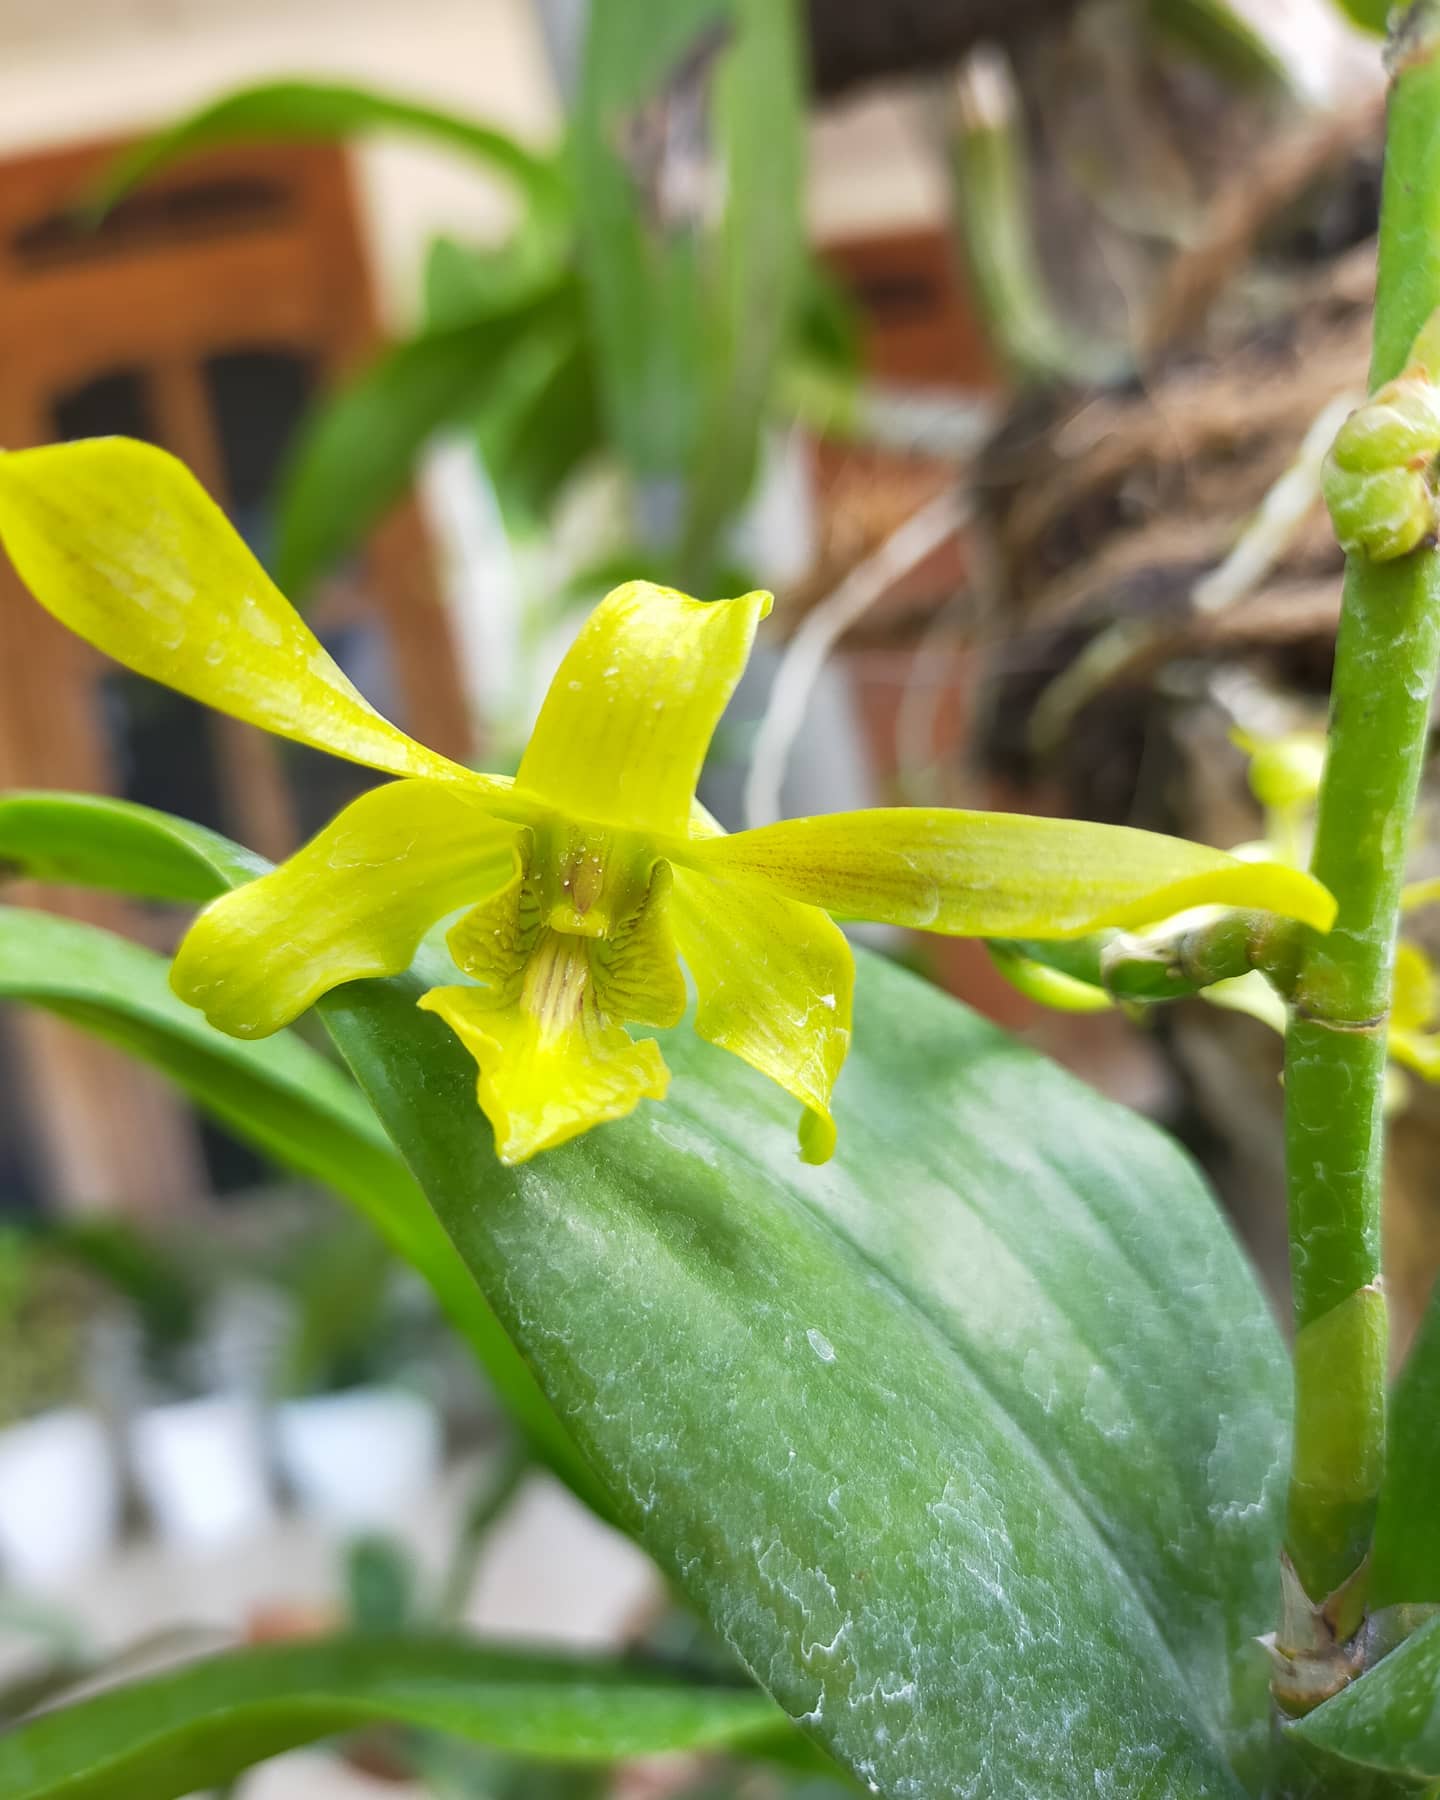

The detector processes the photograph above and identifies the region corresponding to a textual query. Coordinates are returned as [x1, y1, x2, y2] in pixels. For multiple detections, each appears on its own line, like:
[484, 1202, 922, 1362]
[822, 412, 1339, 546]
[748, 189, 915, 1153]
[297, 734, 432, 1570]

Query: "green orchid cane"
[0, 437, 1333, 1165]
[1275, 0, 1440, 1702]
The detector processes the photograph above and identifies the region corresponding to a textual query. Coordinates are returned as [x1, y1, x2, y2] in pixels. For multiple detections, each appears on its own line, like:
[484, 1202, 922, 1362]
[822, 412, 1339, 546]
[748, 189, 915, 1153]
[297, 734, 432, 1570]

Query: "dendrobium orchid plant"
[0, 438, 1335, 1163]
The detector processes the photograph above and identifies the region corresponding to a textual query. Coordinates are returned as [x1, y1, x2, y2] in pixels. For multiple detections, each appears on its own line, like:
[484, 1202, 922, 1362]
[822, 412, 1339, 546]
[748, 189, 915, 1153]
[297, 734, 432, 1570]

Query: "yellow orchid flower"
[0, 438, 1336, 1164]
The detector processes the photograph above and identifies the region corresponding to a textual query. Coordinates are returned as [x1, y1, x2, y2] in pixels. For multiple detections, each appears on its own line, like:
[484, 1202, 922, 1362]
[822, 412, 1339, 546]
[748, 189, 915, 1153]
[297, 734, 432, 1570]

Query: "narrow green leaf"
[0, 882, 595, 1508]
[0, 1635, 783, 1800]
[1330, 0, 1389, 33]
[476, 334, 604, 535]
[95, 80, 567, 225]
[678, 0, 807, 577]
[1147, 0, 1288, 87]
[420, 254, 602, 534]
[793, 261, 863, 386]
[572, 1, 720, 480]
[1371, 1287, 1440, 1608]
[424, 234, 571, 328]
[274, 292, 572, 595]
[0, 789, 260, 900]
[949, 51, 1126, 389]
[0, 905, 391, 1188]
[1289, 1614, 1440, 1781]
[319, 952, 1289, 1795]
[573, 0, 808, 580]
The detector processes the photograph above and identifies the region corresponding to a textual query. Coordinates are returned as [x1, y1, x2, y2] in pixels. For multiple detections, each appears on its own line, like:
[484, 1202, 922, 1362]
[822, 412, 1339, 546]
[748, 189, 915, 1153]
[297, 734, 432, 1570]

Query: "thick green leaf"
[274, 292, 572, 595]
[1289, 1614, 1440, 1782]
[95, 80, 567, 226]
[320, 953, 1288, 1795]
[0, 1635, 783, 1800]
[0, 890, 594, 1507]
[1371, 1287, 1440, 1608]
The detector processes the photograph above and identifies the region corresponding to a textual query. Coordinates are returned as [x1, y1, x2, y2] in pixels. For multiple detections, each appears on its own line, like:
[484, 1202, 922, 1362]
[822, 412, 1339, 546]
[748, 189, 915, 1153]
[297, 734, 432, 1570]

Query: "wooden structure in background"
[0, 136, 472, 1217]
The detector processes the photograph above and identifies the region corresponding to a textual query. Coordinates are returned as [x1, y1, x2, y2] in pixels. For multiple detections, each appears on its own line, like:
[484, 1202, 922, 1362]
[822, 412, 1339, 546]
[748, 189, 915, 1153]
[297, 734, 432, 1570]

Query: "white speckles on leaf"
[807, 1327, 838, 1363]
[335, 949, 1283, 1799]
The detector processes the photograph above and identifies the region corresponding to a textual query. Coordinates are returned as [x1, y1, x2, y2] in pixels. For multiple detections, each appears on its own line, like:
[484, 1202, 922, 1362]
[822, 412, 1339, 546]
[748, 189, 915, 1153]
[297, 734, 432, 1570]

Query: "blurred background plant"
[0, 1229, 93, 1432]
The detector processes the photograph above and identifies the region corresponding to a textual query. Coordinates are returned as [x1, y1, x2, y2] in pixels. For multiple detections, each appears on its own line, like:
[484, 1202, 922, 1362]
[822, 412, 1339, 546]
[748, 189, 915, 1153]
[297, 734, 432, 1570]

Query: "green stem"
[1280, 2, 1440, 1624]
[999, 910, 1303, 1004]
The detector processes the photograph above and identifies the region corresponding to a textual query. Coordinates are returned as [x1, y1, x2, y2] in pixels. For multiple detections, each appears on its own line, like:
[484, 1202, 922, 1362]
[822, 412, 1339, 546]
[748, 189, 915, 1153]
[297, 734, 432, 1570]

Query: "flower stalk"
[1278, 0, 1440, 1677]
[997, 909, 1306, 1007]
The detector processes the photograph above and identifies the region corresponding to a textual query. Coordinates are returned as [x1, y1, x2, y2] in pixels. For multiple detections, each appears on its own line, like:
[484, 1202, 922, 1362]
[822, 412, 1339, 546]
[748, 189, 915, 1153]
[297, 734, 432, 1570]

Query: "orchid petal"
[420, 935, 670, 1164]
[517, 581, 771, 835]
[172, 779, 517, 1036]
[0, 438, 468, 781]
[678, 808, 1337, 938]
[668, 863, 853, 1163]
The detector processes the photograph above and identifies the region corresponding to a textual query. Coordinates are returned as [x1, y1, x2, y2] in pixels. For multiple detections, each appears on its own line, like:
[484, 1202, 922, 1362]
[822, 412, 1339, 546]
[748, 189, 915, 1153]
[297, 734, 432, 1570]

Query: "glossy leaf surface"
[0, 1635, 782, 1800]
